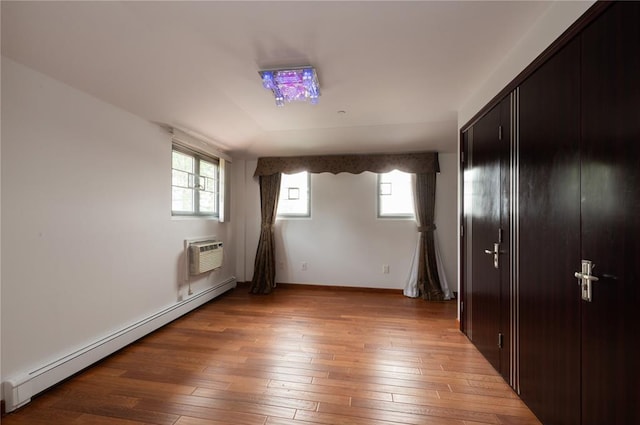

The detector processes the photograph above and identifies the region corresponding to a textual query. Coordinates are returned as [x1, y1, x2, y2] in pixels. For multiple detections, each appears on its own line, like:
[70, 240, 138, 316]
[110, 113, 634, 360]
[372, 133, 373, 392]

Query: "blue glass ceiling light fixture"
[259, 67, 320, 107]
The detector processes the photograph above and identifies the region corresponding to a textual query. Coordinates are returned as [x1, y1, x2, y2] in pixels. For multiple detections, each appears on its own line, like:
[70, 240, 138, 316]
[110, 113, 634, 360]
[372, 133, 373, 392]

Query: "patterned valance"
[254, 152, 439, 176]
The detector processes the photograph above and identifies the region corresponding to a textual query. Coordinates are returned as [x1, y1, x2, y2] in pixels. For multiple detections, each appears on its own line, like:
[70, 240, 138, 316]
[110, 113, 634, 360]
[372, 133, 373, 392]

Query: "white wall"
[434, 153, 458, 293]
[239, 155, 458, 291]
[1, 58, 235, 386]
[458, 0, 595, 127]
[243, 160, 262, 282]
[275, 172, 416, 288]
[232, 159, 247, 284]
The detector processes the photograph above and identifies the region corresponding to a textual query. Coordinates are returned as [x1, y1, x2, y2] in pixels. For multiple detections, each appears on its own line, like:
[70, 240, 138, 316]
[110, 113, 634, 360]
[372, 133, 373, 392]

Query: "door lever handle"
[574, 260, 599, 302]
[484, 243, 503, 269]
[573, 272, 599, 282]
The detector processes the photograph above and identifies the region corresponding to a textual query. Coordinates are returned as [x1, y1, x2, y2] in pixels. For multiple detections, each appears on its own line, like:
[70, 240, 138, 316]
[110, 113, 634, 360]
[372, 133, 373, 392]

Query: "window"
[378, 170, 414, 218]
[277, 171, 310, 217]
[172, 145, 219, 216]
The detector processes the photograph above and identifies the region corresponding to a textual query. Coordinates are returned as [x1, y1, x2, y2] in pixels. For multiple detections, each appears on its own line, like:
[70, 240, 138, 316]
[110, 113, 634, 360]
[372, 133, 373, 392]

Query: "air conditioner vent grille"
[189, 241, 223, 274]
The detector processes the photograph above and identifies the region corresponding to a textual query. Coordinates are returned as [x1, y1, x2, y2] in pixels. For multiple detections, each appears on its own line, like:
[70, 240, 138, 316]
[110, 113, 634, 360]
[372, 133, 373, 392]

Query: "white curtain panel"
[435, 231, 452, 300]
[404, 174, 420, 297]
[404, 235, 421, 297]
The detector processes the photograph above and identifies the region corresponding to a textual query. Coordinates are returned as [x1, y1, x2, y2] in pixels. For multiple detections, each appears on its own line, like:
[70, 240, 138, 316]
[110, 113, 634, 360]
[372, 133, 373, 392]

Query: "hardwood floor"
[2, 284, 540, 425]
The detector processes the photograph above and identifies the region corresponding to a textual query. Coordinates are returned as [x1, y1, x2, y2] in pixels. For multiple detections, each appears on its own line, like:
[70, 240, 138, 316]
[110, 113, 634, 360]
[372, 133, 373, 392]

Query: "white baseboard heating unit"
[1, 276, 237, 412]
[189, 240, 223, 274]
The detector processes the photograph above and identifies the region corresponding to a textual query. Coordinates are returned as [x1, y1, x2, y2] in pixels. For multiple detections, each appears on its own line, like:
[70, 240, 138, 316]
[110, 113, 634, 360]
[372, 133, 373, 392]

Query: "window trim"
[377, 171, 415, 219]
[172, 143, 220, 218]
[277, 171, 311, 218]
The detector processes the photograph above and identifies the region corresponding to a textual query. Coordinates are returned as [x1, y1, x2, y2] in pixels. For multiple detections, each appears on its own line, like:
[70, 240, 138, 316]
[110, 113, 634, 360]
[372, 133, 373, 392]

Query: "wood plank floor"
[2, 284, 541, 425]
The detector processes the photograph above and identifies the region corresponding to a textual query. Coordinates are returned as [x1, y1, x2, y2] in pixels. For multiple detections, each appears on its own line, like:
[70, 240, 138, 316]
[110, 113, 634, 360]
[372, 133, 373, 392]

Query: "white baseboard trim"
[2, 277, 236, 412]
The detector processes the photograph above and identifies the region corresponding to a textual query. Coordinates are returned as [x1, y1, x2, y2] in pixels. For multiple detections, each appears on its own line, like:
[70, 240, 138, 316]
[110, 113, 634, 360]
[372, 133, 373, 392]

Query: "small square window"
[380, 182, 392, 196]
[288, 187, 300, 200]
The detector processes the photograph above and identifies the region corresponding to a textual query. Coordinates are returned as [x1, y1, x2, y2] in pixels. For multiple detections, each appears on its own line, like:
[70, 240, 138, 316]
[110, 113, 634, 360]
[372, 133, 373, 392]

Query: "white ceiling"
[2, 1, 553, 158]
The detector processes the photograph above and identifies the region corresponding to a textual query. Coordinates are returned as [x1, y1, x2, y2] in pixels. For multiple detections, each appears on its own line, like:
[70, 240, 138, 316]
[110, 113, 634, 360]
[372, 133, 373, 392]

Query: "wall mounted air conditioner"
[189, 240, 223, 274]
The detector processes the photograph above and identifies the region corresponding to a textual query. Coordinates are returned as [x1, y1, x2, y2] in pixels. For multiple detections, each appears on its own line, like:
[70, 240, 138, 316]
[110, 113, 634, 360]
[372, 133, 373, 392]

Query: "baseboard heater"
[2, 276, 236, 412]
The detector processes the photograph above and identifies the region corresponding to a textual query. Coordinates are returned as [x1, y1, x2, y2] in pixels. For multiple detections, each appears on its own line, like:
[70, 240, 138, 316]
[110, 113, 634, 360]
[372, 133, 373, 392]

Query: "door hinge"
[461, 151, 465, 163]
[461, 301, 464, 313]
[498, 332, 504, 349]
[498, 125, 503, 140]
[460, 224, 464, 237]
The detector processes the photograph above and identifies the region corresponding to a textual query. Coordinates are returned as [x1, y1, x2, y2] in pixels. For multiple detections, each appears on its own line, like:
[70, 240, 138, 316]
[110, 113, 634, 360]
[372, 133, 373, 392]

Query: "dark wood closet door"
[518, 38, 582, 425]
[580, 3, 640, 423]
[466, 100, 510, 379]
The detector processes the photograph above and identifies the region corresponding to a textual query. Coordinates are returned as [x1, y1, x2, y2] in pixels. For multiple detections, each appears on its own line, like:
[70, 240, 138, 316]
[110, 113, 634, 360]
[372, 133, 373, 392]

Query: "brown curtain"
[415, 172, 444, 301]
[249, 173, 281, 294]
[251, 152, 441, 296]
[254, 152, 439, 176]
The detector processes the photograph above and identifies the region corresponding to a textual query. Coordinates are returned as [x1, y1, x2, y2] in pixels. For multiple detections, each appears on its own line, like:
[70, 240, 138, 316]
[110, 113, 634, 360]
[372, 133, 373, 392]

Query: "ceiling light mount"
[259, 67, 320, 107]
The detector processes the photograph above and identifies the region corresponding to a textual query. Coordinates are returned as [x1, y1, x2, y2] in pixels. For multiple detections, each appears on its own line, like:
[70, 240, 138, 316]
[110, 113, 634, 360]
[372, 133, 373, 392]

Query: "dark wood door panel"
[518, 37, 582, 425]
[580, 3, 640, 423]
[465, 97, 511, 383]
[469, 105, 502, 373]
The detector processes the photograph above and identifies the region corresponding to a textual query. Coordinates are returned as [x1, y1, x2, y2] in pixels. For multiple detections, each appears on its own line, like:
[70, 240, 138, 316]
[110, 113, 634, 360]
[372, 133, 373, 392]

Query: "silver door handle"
[573, 272, 599, 282]
[484, 244, 502, 255]
[484, 243, 503, 269]
[574, 260, 599, 302]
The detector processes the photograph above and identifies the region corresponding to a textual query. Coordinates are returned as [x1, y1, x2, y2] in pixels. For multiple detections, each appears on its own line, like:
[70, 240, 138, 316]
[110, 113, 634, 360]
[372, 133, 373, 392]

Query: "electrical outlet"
[301, 261, 308, 271]
[383, 264, 390, 274]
